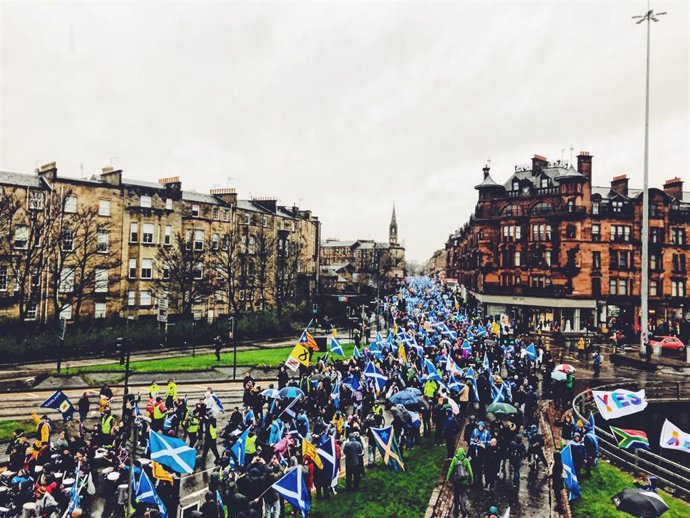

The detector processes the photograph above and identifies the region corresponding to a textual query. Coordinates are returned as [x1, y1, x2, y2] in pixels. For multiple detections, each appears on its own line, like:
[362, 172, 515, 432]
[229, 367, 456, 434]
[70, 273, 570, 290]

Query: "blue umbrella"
[279, 387, 305, 399]
[261, 389, 281, 399]
[389, 389, 422, 408]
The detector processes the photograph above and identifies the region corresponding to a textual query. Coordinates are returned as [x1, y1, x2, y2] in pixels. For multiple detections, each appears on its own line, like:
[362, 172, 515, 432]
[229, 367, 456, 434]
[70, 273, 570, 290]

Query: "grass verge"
[64, 343, 355, 374]
[0, 419, 35, 442]
[573, 461, 690, 518]
[310, 438, 445, 518]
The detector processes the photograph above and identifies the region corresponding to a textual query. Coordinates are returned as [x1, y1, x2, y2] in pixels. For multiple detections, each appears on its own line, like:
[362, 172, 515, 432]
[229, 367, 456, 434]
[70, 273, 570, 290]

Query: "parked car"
[649, 336, 686, 353]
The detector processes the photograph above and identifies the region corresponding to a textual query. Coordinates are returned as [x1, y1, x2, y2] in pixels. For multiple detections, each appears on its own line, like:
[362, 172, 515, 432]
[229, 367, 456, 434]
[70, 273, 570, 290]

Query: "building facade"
[446, 152, 690, 336]
[0, 163, 320, 323]
[320, 206, 406, 295]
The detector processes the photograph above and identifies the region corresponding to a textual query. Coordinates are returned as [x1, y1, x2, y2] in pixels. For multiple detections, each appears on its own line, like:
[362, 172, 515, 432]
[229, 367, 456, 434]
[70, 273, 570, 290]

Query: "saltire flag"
[272, 466, 311, 517]
[461, 340, 472, 353]
[483, 352, 491, 373]
[447, 376, 465, 394]
[149, 430, 197, 474]
[376, 332, 384, 344]
[330, 337, 344, 356]
[610, 426, 650, 450]
[299, 329, 319, 351]
[467, 329, 476, 342]
[561, 444, 581, 500]
[476, 325, 488, 337]
[230, 427, 250, 468]
[445, 355, 463, 377]
[524, 343, 537, 361]
[342, 373, 361, 392]
[302, 438, 324, 469]
[491, 382, 506, 404]
[40, 390, 74, 421]
[205, 393, 225, 416]
[465, 368, 479, 402]
[316, 435, 339, 488]
[135, 469, 168, 518]
[439, 323, 458, 341]
[217, 489, 228, 518]
[330, 381, 340, 410]
[423, 358, 442, 381]
[364, 362, 388, 392]
[387, 331, 395, 345]
[65, 465, 84, 515]
[280, 396, 301, 420]
[352, 345, 362, 360]
[370, 425, 405, 471]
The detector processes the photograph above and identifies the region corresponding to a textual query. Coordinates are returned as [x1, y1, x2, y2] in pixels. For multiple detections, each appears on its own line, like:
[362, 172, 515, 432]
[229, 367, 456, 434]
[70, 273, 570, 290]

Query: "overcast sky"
[1, 0, 687, 262]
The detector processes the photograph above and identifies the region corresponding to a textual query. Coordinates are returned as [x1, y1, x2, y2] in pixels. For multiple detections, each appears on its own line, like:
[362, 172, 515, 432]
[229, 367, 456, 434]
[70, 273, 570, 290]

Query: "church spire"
[389, 204, 398, 245]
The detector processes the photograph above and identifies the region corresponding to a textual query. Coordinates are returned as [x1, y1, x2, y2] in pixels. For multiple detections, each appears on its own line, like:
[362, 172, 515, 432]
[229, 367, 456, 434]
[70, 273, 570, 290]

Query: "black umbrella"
[612, 488, 669, 517]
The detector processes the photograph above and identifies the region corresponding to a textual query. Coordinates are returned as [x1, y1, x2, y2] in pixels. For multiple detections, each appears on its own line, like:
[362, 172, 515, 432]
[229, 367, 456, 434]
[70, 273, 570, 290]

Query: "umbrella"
[551, 370, 567, 381]
[278, 387, 305, 399]
[445, 397, 460, 415]
[486, 402, 518, 416]
[405, 387, 422, 396]
[261, 389, 281, 399]
[390, 405, 405, 422]
[389, 389, 422, 408]
[555, 364, 576, 374]
[395, 404, 413, 425]
[612, 488, 669, 517]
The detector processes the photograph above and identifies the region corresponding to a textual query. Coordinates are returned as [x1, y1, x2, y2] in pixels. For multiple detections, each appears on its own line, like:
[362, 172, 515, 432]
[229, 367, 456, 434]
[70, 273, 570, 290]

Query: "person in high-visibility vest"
[148, 381, 160, 398]
[101, 409, 115, 436]
[186, 412, 200, 447]
[165, 379, 177, 409]
[31, 413, 51, 446]
[244, 429, 257, 466]
[151, 397, 167, 432]
[200, 414, 220, 466]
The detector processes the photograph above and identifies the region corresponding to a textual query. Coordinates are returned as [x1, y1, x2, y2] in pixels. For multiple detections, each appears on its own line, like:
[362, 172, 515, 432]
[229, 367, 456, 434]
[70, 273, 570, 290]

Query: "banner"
[592, 389, 647, 421]
[285, 343, 310, 371]
[660, 419, 690, 453]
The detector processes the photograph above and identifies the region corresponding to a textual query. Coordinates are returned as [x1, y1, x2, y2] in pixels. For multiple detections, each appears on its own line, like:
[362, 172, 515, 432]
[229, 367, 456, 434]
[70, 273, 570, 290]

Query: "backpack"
[452, 459, 469, 485]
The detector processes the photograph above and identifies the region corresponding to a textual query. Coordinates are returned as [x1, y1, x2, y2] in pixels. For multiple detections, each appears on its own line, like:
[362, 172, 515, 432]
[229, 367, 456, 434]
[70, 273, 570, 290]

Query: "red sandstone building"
[445, 152, 690, 337]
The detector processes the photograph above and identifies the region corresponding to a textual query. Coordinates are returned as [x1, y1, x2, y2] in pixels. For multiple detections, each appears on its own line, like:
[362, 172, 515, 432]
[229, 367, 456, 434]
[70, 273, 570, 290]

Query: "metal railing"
[572, 380, 690, 500]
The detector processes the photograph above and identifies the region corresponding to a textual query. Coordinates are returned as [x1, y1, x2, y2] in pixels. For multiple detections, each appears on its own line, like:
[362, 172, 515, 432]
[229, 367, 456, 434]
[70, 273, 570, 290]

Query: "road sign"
[157, 298, 168, 323]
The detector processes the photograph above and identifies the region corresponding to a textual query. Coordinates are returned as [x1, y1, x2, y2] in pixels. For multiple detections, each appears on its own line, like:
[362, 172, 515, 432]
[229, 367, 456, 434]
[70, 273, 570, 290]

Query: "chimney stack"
[611, 174, 629, 197]
[159, 176, 182, 191]
[36, 162, 58, 182]
[531, 154, 548, 176]
[482, 165, 490, 179]
[663, 177, 683, 200]
[576, 151, 593, 180]
[210, 187, 237, 205]
[100, 166, 122, 186]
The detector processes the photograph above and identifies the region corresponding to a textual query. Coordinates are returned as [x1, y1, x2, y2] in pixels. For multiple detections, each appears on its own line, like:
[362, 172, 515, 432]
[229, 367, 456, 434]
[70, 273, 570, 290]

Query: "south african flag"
[610, 426, 650, 450]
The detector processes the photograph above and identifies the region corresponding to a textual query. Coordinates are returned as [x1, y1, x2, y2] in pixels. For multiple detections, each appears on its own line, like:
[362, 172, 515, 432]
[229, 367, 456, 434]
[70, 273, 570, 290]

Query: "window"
[165, 198, 173, 210]
[193, 263, 203, 280]
[28, 191, 44, 210]
[164, 225, 172, 246]
[140, 195, 152, 208]
[95, 302, 106, 319]
[212, 233, 220, 251]
[592, 201, 600, 215]
[672, 280, 686, 298]
[142, 223, 154, 244]
[502, 225, 521, 242]
[609, 279, 617, 296]
[185, 230, 192, 250]
[192, 205, 200, 217]
[97, 232, 109, 253]
[222, 209, 230, 222]
[672, 254, 686, 273]
[221, 235, 229, 251]
[261, 216, 268, 228]
[243, 213, 250, 225]
[650, 253, 660, 271]
[141, 259, 153, 279]
[512, 181, 519, 191]
[60, 305, 72, 321]
[593, 251, 601, 270]
[0, 266, 7, 291]
[130, 222, 139, 243]
[531, 224, 552, 242]
[64, 195, 77, 213]
[650, 280, 659, 297]
[671, 228, 686, 245]
[612, 200, 623, 213]
[128, 258, 137, 279]
[194, 230, 204, 251]
[99, 200, 110, 216]
[530, 275, 546, 288]
[540, 177, 549, 188]
[591, 224, 600, 242]
[610, 225, 631, 242]
[62, 229, 74, 251]
[95, 269, 108, 293]
[566, 225, 576, 238]
[514, 251, 521, 267]
[162, 263, 170, 280]
[140, 291, 152, 306]
[213, 207, 220, 221]
[592, 278, 601, 296]
[567, 199, 575, 213]
[59, 268, 75, 293]
[25, 303, 37, 321]
[14, 226, 29, 249]
[619, 279, 628, 295]
[128, 291, 136, 306]
[651, 228, 663, 244]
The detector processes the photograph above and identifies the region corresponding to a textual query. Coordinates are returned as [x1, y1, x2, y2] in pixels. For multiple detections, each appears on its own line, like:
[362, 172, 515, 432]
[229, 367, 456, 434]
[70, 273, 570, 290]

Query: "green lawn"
[310, 438, 446, 518]
[573, 461, 690, 518]
[67, 343, 356, 374]
[0, 419, 35, 442]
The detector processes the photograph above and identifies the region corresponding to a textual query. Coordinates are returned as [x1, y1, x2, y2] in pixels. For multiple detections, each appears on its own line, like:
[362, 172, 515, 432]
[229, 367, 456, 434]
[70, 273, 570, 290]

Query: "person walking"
[165, 378, 177, 409]
[445, 447, 474, 518]
[213, 335, 222, 362]
[77, 392, 91, 423]
[443, 409, 460, 459]
[199, 414, 220, 466]
[343, 433, 363, 491]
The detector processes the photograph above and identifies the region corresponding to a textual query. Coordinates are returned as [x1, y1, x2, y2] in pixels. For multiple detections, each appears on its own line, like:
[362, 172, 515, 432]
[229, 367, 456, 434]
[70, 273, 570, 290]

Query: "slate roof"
[0, 170, 46, 188]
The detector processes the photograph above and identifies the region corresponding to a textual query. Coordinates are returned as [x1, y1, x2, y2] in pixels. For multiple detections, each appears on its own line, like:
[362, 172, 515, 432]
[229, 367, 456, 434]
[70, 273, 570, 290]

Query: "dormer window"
[540, 178, 549, 188]
[512, 181, 519, 191]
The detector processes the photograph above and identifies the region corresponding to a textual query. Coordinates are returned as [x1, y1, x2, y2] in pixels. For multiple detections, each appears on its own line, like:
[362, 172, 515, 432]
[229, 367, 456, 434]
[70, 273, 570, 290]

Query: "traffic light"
[116, 337, 125, 365]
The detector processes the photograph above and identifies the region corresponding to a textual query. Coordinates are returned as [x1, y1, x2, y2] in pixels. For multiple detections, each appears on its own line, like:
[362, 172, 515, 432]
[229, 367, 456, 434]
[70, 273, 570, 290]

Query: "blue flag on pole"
[525, 343, 537, 360]
[364, 362, 388, 392]
[272, 467, 311, 517]
[483, 352, 491, 373]
[230, 427, 250, 469]
[149, 431, 197, 474]
[423, 358, 442, 381]
[135, 470, 168, 518]
[561, 444, 581, 500]
[353, 345, 362, 360]
[316, 435, 339, 488]
[40, 390, 74, 421]
[330, 337, 344, 356]
[370, 425, 405, 471]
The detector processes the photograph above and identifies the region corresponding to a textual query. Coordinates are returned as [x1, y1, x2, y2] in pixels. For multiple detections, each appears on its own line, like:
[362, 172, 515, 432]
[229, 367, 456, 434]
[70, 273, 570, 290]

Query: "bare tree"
[275, 231, 304, 317]
[154, 232, 214, 319]
[212, 225, 243, 316]
[253, 225, 276, 311]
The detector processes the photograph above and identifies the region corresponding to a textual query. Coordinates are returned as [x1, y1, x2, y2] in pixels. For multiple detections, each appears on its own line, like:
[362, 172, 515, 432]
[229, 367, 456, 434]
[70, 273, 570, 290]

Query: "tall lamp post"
[633, 4, 666, 357]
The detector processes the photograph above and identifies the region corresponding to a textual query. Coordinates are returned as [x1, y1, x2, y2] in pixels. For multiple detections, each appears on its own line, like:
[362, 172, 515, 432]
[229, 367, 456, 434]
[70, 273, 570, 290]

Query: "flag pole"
[125, 406, 139, 518]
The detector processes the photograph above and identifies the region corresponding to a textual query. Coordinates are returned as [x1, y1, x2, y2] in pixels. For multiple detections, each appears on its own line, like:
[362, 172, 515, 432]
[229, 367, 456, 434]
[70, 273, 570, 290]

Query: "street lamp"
[633, 3, 666, 357]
